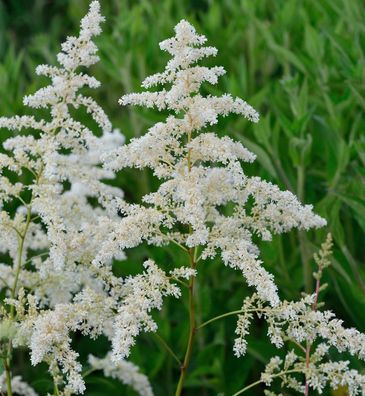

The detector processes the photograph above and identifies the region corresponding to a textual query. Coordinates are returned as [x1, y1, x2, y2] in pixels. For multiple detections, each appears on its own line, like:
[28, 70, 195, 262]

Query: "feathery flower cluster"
[233, 235, 365, 395]
[0, 2, 151, 395]
[259, 350, 365, 395]
[102, 21, 364, 392]
[0, 373, 39, 396]
[1, 4, 364, 396]
[112, 260, 195, 361]
[235, 293, 365, 358]
[100, 20, 325, 365]
[88, 353, 153, 396]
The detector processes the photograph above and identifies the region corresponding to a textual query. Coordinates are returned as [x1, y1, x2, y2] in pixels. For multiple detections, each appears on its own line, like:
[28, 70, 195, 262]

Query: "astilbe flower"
[2, 6, 363, 396]
[88, 353, 154, 396]
[0, 373, 39, 396]
[0, 2, 154, 395]
[232, 235, 365, 395]
[101, 19, 326, 367]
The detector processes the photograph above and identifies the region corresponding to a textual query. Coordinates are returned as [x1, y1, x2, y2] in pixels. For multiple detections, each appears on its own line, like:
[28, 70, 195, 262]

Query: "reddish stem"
[304, 276, 321, 396]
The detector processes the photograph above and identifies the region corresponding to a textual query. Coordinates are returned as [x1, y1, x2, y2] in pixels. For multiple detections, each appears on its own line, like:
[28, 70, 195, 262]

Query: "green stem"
[297, 163, 305, 203]
[6, 203, 33, 396]
[175, 248, 197, 396]
[232, 369, 302, 395]
[197, 307, 284, 330]
[54, 380, 60, 396]
[82, 367, 97, 378]
[24, 251, 48, 265]
[4, 359, 13, 396]
[278, 236, 291, 286]
[269, 147, 294, 192]
[153, 333, 181, 367]
[297, 158, 312, 293]
[161, 232, 189, 253]
[10, 205, 32, 313]
[305, 269, 322, 395]
[175, 120, 198, 395]
[170, 277, 189, 289]
[299, 230, 312, 293]
[197, 309, 245, 330]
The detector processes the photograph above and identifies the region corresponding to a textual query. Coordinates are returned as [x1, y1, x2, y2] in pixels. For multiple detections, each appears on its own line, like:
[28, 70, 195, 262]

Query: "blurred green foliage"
[0, 0, 364, 394]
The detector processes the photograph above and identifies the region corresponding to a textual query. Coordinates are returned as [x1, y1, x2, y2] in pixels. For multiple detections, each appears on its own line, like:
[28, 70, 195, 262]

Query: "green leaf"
[238, 136, 278, 178]
[305, 25, 324, 60]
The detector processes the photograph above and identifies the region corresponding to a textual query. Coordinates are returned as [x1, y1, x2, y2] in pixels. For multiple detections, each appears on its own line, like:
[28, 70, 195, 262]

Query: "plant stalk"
[233, 369, 301, 395]
[5, 201, 33, 396]
[175, 249, 197, 396]
[297, 159, 312, 293]
[304, 268, 322, 395]
[153, 333, 181, 367]
[4, 359, 13, 396]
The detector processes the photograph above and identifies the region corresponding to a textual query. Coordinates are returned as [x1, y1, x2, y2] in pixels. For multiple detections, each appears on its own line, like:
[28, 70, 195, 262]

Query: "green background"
[0, 0, 364, 394]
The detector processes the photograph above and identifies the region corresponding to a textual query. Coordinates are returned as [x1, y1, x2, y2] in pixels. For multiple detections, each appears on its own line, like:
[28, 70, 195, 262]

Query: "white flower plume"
[102, 19, 326, 309]
[0, 2, 130, 394]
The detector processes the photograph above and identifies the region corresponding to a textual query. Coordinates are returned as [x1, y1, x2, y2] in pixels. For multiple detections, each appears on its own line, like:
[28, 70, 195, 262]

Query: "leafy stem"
[197, 309, 246, 330]
[175, 246, 197, 396]
[197, 307, 284, 330]
[153, 333, 182, 367]
[232, 369, 302, 395]
[304, 260, 323, 396]
[5, 169, 41, 396]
